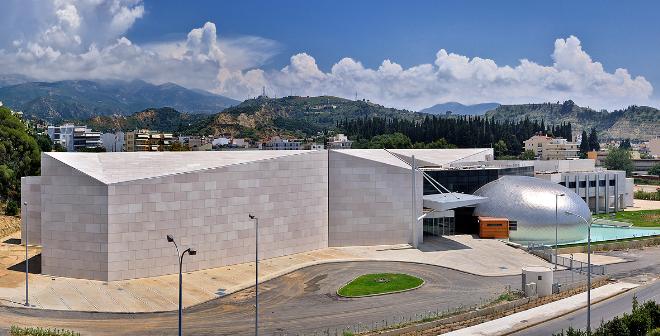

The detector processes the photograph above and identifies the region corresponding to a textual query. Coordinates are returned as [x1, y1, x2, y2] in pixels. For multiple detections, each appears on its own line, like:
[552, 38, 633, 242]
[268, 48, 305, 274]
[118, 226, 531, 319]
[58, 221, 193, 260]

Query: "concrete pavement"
[0, 233, 553, 312]
[442, 281, 640, 336]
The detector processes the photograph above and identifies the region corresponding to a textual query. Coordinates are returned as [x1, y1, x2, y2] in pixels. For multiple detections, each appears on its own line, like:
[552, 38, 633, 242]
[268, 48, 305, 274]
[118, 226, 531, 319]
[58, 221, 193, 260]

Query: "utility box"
[524, 282, 537, 297]
[477, 216, 509, 239]
[522, 266, 553, 297]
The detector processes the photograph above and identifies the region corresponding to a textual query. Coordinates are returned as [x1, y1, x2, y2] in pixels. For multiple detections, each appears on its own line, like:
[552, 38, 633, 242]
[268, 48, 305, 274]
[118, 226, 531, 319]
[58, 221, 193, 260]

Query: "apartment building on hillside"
[124, 130, 174, 152]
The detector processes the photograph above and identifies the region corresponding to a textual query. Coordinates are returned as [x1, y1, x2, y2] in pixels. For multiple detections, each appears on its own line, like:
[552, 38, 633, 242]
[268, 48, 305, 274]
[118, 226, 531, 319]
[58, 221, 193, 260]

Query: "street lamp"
[554, 193, 565, 270]
[166, 234, 196, 336]
[565, 210, 592, 336]
[248, 214, 259, 336]
[23, 201, 28, 307]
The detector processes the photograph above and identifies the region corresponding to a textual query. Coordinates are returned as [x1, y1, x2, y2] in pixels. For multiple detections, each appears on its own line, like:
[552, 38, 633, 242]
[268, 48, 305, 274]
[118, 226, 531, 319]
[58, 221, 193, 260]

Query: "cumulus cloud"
[0, 0, 653, 110]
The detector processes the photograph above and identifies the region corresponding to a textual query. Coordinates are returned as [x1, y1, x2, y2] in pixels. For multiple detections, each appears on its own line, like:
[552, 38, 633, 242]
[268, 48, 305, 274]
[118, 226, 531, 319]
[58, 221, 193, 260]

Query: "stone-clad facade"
[22, 149, 490, 281]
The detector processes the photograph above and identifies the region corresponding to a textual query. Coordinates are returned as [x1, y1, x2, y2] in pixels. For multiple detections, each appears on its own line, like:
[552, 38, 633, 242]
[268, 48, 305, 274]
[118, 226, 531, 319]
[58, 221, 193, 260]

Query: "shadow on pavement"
[8, 254, 41, 274]
[418, 235, 472, 252]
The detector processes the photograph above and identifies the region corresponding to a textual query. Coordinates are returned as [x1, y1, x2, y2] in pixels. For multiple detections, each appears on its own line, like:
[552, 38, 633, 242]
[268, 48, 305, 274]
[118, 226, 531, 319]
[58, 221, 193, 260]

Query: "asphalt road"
[0, 261, 519, 335]
[0, 246, 656, 335]
[512, 280, 660, 336]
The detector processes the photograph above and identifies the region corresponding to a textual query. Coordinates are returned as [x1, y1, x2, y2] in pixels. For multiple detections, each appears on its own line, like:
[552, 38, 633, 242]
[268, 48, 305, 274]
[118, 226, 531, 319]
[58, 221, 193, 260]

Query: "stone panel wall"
[39, 155, 109, 280]
[328, 151, 423, 247]
[21, 176, 42, 245]
[105, 150, 328, 280]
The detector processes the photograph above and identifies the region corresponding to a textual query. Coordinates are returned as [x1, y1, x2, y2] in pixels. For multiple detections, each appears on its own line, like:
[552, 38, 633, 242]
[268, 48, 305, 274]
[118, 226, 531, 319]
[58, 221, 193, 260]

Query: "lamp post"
[554, 193, 565, 270]
[166, 234, 196, 336]
[565, 211, 592, 336]
[249, 214, 259, 336]
[23, 201, 28, 307]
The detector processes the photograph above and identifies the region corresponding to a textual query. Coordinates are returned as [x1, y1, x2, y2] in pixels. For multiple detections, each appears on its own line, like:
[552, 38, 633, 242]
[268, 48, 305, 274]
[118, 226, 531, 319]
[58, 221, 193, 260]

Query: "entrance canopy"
[423, 193, 488, 212]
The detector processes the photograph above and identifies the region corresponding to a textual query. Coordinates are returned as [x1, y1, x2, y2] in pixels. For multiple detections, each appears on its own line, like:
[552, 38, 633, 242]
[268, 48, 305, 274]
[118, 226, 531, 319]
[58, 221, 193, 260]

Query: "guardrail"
[527, 243, 605, 275]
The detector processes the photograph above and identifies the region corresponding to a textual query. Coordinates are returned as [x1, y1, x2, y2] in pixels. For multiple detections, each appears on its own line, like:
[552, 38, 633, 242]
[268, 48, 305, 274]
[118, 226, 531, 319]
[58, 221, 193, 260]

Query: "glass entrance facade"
[423, 166, 534, 195]
[423, 217, 455, 236]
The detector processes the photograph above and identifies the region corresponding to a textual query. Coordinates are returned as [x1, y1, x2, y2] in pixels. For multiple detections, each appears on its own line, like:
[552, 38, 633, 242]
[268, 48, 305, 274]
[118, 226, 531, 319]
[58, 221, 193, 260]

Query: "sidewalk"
[0, 233, 554, 313]
[442, 281, 639, 336]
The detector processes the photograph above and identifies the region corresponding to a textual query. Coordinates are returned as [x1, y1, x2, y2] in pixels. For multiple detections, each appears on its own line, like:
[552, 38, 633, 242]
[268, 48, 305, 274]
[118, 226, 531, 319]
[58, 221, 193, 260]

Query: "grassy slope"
[337, 273, 423, 297]
[594, 209, 660, 227]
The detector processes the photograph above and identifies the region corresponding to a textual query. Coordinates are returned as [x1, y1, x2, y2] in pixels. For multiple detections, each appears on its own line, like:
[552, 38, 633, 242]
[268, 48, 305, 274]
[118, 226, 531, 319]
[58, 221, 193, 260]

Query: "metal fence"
[527, 243, 605, 275]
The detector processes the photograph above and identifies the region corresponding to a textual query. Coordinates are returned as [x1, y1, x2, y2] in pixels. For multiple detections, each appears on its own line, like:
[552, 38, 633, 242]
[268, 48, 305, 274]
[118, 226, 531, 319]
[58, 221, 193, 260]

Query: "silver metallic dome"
[473, 175, 591, 244]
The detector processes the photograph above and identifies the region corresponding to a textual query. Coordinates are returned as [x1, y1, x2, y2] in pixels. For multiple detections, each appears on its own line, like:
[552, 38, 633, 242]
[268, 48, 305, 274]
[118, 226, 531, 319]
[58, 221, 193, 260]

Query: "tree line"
[338, 115, 573, 156]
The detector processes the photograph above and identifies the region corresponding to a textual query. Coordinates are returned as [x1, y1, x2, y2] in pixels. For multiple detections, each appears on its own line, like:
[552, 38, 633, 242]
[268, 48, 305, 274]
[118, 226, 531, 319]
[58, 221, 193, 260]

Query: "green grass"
[635, 178, 660, 186]
[337, 273, 424, 297]
[594, 209, 660, 227]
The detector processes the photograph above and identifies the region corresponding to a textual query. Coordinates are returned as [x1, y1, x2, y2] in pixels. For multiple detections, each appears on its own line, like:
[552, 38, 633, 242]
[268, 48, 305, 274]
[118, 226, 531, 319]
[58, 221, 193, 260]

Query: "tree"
[367, 132, 412, 149]
[493, 140, 508, 158]
[619, 139, 632, 149]
[649, 163, 660, 176]
[579, 130, 589, 155]
[588, 128, 600, 151]
[519, 150, 536, 160]
[0, 107, 41, 205]
[603, 148, 634, 177]
[170, 141, 190, 151]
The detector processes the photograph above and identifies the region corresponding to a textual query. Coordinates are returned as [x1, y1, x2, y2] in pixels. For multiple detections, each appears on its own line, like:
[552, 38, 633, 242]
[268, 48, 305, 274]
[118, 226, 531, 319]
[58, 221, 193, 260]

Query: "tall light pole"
[565, 211, 592, 336]
[554, 193, 565, 270]
[23, 201, 28, 307]
[249, 214, 259, 336]
[166, 234, 196, 336]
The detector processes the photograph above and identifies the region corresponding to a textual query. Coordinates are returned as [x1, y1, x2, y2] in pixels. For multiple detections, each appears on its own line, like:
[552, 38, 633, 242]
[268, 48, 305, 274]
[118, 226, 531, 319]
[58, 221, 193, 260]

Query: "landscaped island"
[337, 273, 424, 297]
[594, 209, 660, 227]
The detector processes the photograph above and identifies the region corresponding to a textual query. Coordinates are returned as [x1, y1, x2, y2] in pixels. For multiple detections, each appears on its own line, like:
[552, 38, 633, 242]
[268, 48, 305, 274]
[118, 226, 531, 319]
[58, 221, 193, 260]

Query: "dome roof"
[473, 175, 591, 244]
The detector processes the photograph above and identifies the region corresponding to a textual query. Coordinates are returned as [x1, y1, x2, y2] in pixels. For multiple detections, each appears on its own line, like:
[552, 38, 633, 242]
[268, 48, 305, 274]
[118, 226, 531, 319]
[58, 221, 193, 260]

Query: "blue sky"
[0, 0, 658, 110]
[130, 1, 660, 86]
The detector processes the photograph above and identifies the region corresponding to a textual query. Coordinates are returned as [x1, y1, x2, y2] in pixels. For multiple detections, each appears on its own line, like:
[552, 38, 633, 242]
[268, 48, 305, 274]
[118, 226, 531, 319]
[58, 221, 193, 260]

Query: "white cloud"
[0, 1, 653, 111]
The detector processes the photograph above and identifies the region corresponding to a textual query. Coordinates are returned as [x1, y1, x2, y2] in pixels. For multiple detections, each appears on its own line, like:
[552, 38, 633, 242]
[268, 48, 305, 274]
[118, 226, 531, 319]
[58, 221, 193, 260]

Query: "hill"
[0, 79, 239, 120]
[485, 100, 660, 140]
[0, 74, 33, 87]
[85, 107, 212, 133]
[419, 102, 500, 116]
[189, 95, 419, 139]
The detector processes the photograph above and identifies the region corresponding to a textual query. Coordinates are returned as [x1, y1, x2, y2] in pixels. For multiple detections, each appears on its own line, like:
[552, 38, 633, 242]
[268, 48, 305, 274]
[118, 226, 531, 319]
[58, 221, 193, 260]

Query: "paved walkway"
[558, 252, 628, 266]
[442, 281, 640, 336]
[626, 199, 660, 211]
[0, 233, 552, 312]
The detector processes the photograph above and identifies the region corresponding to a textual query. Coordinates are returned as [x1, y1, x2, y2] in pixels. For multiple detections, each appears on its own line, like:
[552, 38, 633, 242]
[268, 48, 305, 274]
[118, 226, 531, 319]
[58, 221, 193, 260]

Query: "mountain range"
[0, 78, 239, 120]
[485, 100, 660, 140]
[418, 102, 500, 116]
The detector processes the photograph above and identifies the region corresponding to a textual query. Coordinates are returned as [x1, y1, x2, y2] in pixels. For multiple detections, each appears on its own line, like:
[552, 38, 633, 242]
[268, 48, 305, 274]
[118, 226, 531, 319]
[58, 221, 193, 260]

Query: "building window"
[559, 182, 566, 186]
[579, 181, 586, 188]
[538, 275, 543, 281]
[599, 180, 606, 187]
[609, 179, 615, 186]
[509, 221, 518, 231]
[569, 182, 576, 188]
[589, 180, 596, 187]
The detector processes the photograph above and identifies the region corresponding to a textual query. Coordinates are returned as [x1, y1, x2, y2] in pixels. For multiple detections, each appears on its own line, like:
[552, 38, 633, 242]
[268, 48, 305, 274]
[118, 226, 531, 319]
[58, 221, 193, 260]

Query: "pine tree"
[579, 130, 589, 154]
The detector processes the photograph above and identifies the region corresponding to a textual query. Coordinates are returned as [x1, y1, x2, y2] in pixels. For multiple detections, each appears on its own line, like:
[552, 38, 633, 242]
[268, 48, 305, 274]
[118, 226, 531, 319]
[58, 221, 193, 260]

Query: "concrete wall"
[20, 176, 42, 245]
[328, 150, 422, 247]
[104, 150, 328, 280]
[40, 156, 109, 280]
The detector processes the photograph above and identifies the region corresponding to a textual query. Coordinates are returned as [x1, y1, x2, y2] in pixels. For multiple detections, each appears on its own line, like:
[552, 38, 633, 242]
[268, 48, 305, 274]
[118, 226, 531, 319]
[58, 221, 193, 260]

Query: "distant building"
[101, 132, 124, 152]
[231, 138, 249, 149]
[327, 133, 353, 149]
[262, 136, 302, 150]
[523, 134, 579, 160]
[649, 137, 660, 158]
[124, 130, 174, 152]
[309, 143, 325, 150]
[533, 159, 633, 213]
[212, 137, 231, 147]
[47, 124, 102, 152]
[179, 135, 213, 151]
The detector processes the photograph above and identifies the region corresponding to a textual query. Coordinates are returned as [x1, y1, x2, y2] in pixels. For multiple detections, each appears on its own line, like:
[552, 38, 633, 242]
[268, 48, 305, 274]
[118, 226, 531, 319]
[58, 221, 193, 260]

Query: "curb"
[336, 275, 425, 298]
[500, 284, 638, 336]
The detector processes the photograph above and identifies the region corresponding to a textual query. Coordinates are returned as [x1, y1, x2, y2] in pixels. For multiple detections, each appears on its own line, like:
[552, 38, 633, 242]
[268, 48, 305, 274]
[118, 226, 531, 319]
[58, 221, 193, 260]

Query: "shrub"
[10, 326, 81, 336]
[5, 199, 18, 216]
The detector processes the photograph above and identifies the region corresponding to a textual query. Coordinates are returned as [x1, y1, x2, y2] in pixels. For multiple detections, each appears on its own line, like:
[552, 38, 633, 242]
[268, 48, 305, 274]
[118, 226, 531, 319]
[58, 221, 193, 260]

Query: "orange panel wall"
[477, 217, 509, 239]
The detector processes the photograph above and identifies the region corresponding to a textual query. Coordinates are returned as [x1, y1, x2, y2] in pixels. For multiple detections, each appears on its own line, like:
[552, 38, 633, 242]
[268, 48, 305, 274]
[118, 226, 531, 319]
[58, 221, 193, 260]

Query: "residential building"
[212, 137, 230, 147]
[47, 124, 102, 152]
[523, 134, 579, 160]
[101, 131, 124, 152]
[327, 133, 353, 149]
[231, 138, 249, 148]
[262, 136, 302, 150]
[179, 135, 213, 151]
[124, 130, 174, 152]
